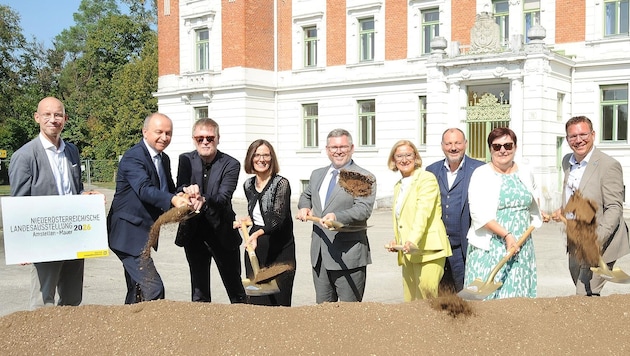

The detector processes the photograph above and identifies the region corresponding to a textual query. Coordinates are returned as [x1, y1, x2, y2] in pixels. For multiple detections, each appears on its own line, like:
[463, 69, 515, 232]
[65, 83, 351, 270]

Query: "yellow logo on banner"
[0, 150, 6, 158]
[77, 250, 110, 259]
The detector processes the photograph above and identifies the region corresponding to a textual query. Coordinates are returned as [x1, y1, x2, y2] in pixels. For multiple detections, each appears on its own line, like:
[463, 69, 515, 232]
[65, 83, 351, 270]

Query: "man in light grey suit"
[297, 129, 376, 303]
[9, 97, 97, 309]
[554, 116, 629, 296]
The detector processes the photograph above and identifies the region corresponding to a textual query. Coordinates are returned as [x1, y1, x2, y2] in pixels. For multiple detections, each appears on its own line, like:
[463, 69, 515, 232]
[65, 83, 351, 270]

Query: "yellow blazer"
[392, 168, 452, 265]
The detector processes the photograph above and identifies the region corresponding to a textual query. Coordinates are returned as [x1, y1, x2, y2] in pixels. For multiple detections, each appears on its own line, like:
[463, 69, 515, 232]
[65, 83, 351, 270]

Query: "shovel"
[556, 215, 630, 284]
[302, 215, 370, 232]
[383, 243, 419, 253]
[458, 226, 535, 300]
[590, 257, 630, 284]
[234, 219, 281, 296]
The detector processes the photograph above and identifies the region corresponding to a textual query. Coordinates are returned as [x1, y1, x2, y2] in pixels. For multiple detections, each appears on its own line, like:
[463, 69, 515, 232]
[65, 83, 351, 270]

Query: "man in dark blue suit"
[108, 113, 194, 304]
[426, 128, 484, 292]
[175, 118, 246, 303]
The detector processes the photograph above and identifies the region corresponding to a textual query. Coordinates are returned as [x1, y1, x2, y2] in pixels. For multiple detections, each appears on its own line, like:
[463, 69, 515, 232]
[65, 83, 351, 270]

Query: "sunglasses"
[491, 142, 514, 151]
[194, 136, 215, 144]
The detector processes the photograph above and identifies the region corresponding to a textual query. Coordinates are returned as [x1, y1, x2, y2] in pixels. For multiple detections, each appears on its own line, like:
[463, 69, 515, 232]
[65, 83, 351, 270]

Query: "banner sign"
[2, 195, 109, 265]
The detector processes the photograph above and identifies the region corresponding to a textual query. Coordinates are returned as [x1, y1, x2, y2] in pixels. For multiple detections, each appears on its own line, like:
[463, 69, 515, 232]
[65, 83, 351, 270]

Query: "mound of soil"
[1, 294, 629, 355]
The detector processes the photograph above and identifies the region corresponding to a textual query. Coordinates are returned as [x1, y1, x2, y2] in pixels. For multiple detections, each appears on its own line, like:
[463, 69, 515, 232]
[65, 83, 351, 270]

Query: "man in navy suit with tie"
[426, 128, 484, 292]
[108, 113, 195, 304]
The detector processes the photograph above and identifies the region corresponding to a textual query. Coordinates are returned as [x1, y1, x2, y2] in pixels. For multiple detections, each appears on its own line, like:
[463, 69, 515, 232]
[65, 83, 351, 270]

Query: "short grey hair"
[327, 128, 353, 145]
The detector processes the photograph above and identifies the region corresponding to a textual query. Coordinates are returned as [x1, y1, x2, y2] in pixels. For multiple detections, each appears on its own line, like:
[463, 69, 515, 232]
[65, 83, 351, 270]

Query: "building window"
[303, 104, 318, 148]
[418, 96, 427, 145]
[358, 100, 376, 146]
[304, 26, 317, 67]
[421, 9, 439, 55]
[195, 29, 210, 71]
[195, 106, 208, 120]
[601, 85, 628, 142]
[556, 93, 565, 122]
[359, 17, 375, 62]
[524, 0, 540, 43]
[605, 0, 630, 36]
[493, 0, 509, 46]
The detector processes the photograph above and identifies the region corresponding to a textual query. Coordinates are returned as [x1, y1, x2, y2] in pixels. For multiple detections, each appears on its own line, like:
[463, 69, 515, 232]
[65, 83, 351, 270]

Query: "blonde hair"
[387, 140, 422, 171]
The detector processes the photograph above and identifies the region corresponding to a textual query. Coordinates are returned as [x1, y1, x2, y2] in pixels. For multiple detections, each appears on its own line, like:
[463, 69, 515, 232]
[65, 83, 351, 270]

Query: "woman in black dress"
[242, 139, 296, 306]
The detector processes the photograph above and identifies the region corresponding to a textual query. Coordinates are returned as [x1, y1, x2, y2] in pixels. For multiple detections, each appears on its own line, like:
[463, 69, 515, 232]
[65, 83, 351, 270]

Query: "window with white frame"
[421, 9, 439, 55]
[358, 100, 376, 146]
[303, 103, 318, 148]
[304, 26, 317, 67]
[601, 85, 628, 142]
[359, 17, 375, 62]
[524, 0, 540, 43]
[419, 96, 427, 145]
[493, 0, 509, 46]
[195, 106, 208, 120]
[556, 93, 565, 122]
[195, 29, 210, 71]
[604, 0, 629, 36]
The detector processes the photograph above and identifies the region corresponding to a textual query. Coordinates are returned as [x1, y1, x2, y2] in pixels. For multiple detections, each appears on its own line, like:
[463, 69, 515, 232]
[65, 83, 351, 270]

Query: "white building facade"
[156, 0, 630, 209]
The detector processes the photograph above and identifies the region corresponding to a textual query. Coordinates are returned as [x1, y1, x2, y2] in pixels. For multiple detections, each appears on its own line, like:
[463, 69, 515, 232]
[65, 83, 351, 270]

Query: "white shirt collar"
[143, 139, 161, 158]
[39, 133, 65, 152]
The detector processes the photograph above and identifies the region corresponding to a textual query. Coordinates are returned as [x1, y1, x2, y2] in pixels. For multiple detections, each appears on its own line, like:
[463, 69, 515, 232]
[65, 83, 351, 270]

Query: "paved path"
[1, 188, 629, 316]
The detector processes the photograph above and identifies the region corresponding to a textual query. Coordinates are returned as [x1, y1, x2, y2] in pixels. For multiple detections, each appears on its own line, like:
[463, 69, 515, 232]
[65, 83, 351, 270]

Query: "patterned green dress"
[464, 172, 537, 299]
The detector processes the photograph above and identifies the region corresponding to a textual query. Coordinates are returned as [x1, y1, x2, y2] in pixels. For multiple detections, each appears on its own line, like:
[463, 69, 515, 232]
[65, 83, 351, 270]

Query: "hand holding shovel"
[384, 241, 419, 254]
[458, 226, 535, 300]
[299, 215, 370, 232]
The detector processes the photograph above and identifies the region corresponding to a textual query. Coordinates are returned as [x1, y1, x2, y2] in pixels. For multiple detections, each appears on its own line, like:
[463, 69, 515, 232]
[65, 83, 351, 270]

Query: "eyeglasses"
[394, 153, 415, 161]
[194, 136, 215, 144]
[253, 153, 271, 160]
[491, 143, 514, 151]
[327, 145, 351, 153]
[567, 132, 592, 142]
[39, 112, 65, 121]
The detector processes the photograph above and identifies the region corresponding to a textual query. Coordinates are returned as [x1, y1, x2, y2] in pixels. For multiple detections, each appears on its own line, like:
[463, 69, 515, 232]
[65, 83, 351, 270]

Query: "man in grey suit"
[554, 116, 629, 296]
[297, 129, 376, 303]
[9, 97, 97, 309]
[426, 128, 484, 292]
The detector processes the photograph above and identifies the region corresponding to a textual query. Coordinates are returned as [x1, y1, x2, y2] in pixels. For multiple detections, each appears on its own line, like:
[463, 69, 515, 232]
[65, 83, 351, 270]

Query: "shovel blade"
[457, 279, 503, 300]
[242, 278, 280, 296]
[590, 266, 630, 284]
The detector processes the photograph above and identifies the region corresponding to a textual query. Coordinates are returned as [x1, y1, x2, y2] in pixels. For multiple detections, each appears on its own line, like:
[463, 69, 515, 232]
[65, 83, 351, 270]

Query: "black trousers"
[184, 233, 246, 303]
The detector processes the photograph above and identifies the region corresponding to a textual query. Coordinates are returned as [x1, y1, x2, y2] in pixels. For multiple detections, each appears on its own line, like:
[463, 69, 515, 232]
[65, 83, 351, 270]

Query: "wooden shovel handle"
[233, 218, 260, 274]
[485, 226, 535, 285]
[302, 215, 344, 230]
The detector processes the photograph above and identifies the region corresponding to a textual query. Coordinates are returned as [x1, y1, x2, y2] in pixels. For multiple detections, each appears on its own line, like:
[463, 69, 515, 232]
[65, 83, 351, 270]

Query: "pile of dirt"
[1, 294, 629, 354]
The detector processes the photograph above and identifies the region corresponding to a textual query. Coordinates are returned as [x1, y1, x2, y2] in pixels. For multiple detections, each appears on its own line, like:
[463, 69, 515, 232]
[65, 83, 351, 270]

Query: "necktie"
[155, 154, 168, 192]
[325, 169, 339, 204]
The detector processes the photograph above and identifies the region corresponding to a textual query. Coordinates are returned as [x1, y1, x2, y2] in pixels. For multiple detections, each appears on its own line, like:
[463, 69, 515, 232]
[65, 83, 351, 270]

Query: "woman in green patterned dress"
[464, 127, 543, 299]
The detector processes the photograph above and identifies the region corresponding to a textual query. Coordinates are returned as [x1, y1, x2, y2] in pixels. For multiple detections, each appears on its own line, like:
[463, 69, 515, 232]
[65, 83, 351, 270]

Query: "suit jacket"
[107, 141, 175, 256]
[392, 168, 451, 265]
[9, 136, 83, 197]
[175, 150, 241, 250]
[426, 155, 484, 251]
[298, 160, 376, 270]
[562, 148, 630, 263]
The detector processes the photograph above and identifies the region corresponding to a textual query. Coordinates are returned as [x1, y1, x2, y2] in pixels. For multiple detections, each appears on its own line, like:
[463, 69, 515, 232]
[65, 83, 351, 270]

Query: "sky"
[4, 0, 84, 47]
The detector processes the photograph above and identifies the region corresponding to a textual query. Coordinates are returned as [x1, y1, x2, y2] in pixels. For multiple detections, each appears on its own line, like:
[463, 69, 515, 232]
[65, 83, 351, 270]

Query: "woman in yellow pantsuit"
[386, 140, 452, 301]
